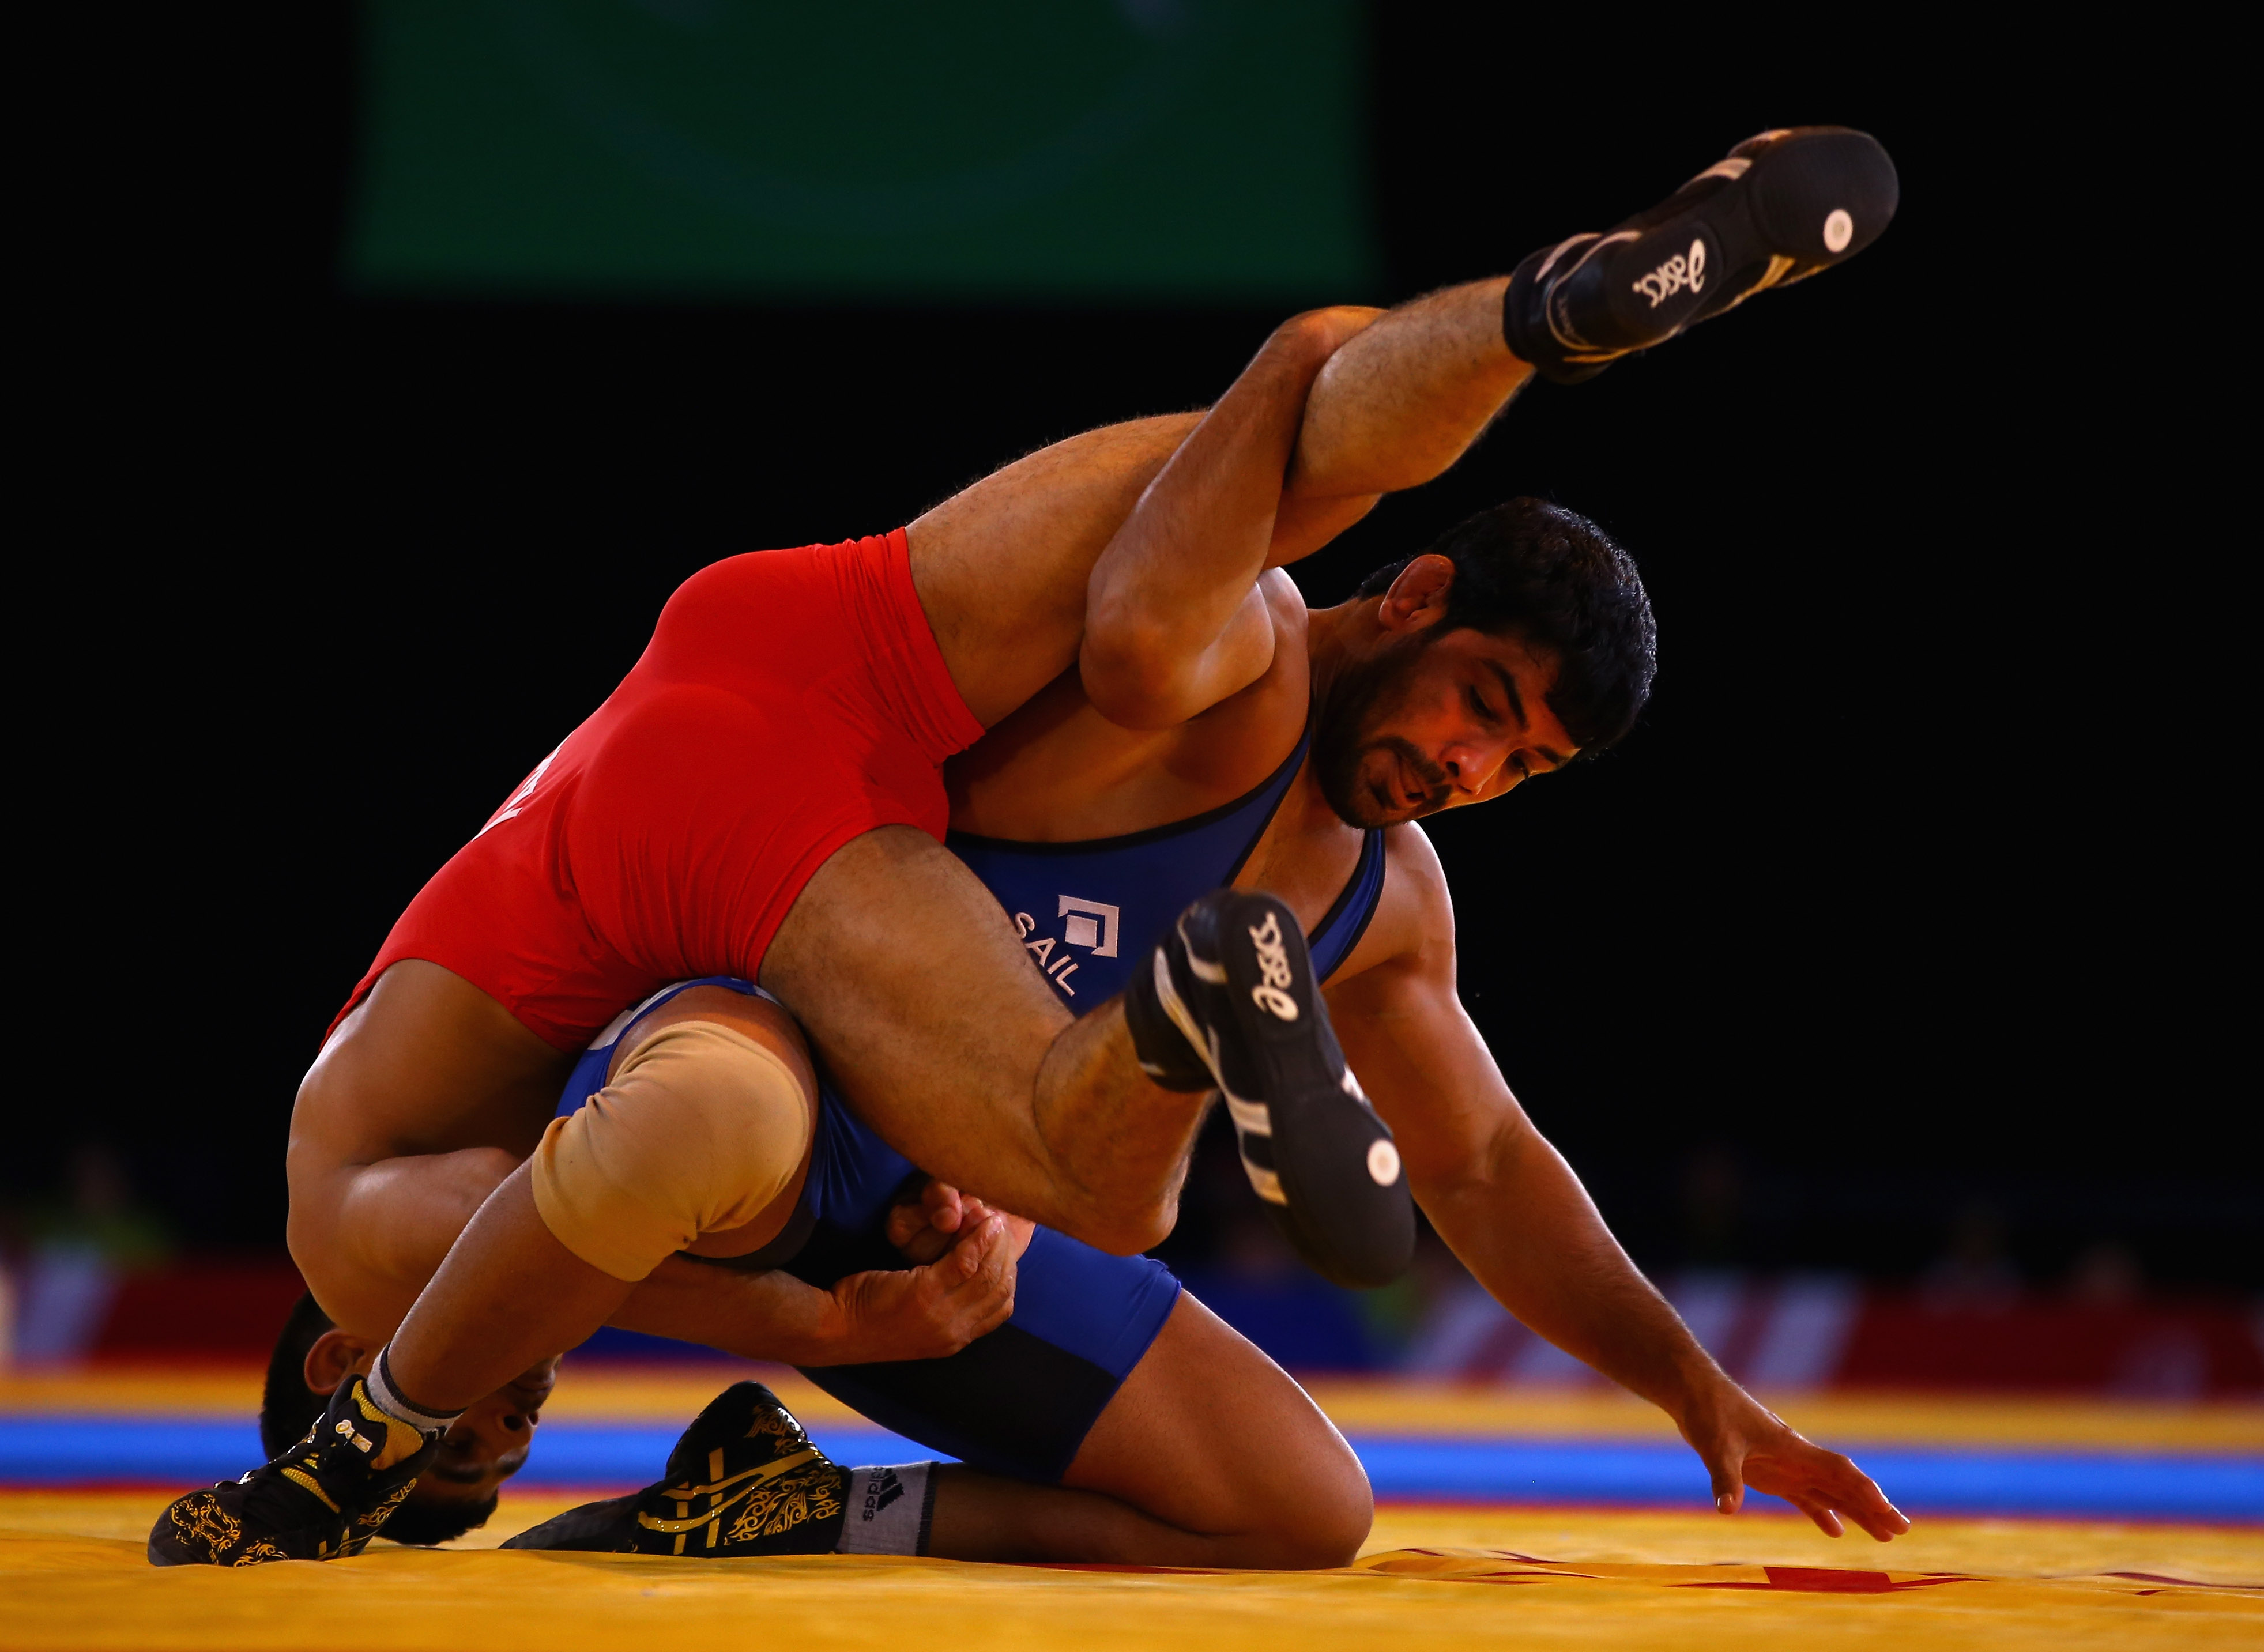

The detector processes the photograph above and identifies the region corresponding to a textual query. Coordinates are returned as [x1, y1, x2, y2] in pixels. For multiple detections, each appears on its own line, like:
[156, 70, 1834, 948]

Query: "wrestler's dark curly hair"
[1357, 497, 1656, 751]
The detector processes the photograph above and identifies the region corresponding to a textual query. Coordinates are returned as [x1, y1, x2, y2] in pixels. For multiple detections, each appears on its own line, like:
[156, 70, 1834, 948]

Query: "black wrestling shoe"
[1504, 126, 1899, 382]
[147, 1375, 435, 1566]
[1129, 889, 1414, 1289]
[502, 1382, 846, 1557]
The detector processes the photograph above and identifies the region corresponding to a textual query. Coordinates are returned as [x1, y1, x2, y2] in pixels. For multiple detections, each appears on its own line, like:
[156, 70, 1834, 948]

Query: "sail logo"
[1011, 896, 1120, 997]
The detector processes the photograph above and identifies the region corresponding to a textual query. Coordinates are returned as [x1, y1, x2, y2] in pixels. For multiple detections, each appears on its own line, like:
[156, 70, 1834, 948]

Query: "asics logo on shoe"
[1632, 239, 1707, 308]
[1246, 911, 1300, 1021]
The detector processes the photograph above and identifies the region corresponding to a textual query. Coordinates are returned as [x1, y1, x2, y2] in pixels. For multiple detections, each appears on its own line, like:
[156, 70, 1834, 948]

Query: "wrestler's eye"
[1466, 686, 1493, 722]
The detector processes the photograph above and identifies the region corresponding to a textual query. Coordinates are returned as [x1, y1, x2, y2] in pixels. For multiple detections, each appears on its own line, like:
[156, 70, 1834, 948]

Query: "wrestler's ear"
[302, 1329, 377, 1397]
[1378, 555, 1455, 633]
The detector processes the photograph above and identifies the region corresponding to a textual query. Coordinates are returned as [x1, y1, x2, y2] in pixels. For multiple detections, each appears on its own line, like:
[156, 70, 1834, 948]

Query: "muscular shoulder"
[1260, 567, 1310, 639]
[1327, 823, 1454, 989]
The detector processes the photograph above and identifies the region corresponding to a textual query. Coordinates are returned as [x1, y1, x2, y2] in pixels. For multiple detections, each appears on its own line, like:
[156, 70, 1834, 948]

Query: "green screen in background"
[351, 0, 1374, 300]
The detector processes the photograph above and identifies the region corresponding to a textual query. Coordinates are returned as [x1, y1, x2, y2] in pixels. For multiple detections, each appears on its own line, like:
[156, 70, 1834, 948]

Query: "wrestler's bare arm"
[1079, 286, 1537, 731]
[291, 961, 1013, 1363]
[907, 413, 1202, 728]
[611, 1225, 1016, 1367]
[1324, 828, 1909, 1542]
[301, 1140, 1011, 1364]
[1076, 309, 1376, 730]
[917, 281, 1534, 733]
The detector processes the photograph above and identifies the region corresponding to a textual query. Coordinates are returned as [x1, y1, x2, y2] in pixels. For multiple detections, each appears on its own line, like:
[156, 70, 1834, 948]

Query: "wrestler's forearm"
[1422, 1133, 1727, 1419]
[611, 1259, 845, 1364]
[905, 413, 1201, 729]
[1332, 915, 1725, 1421]
[1080, 310, 1373, 726]
[613, 1235, 1019, 1367]
[1289, 278, 1531, 503]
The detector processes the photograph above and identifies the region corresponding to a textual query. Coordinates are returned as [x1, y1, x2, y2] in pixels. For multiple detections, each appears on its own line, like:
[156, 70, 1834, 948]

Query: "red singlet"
[332, 530, 984, 1051]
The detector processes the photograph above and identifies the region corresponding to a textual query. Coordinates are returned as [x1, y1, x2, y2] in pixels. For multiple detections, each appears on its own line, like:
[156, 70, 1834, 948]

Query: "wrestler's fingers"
[1749, 1448, 1907, 1541]
[1793, 1450, 1905, 1537]
[1785, 1492, 1845, 1537]
[928, 1225, 1015, 1339]
[884, 1198, 928, 1252]
[973, 1220, 1020, 1310]
[922, 1180, 968, 1234]
[1837, 1480, 1910, 1541]
[951, 1231, 1014, 1303]
[1700, 1447, 1745, 1517]
[947, 1213, 1009, 1280]
[965, 1290, 1014, 1340]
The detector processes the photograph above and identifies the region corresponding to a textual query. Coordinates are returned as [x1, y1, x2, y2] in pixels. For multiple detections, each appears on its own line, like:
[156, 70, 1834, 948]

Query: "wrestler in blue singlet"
[556, 724, 1387, 1482]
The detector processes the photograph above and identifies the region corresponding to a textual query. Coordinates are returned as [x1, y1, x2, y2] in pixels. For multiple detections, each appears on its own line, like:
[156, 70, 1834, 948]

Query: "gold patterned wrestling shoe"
[147, 1375, 435, 1566]
[501, 1382, 847, 1556]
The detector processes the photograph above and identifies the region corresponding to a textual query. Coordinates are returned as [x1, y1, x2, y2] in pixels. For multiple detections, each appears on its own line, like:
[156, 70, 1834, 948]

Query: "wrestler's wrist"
[810, 1281, 868, 1356]
[1658, 1352, 1744, 1434]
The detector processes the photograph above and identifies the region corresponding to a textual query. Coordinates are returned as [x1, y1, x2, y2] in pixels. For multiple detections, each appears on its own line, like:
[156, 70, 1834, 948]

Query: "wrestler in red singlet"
[334, 530, 982, 1051]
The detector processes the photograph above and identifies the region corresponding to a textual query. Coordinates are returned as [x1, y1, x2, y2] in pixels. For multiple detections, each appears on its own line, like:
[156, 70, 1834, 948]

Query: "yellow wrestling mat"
[5, 1489, 2259, 1650]
[7, 1366, 2259, 1649]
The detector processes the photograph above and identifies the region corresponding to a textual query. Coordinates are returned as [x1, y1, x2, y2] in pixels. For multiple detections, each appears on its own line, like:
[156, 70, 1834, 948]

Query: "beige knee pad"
[530, 1021, 813, 1283]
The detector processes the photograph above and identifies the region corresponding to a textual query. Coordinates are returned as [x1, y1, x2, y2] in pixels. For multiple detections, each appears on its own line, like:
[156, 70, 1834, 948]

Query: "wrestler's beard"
[1313, 642, 1453, 829]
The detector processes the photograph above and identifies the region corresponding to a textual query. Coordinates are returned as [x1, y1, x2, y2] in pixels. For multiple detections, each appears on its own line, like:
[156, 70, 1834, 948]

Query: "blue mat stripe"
[5, 1419, 2259, 1521]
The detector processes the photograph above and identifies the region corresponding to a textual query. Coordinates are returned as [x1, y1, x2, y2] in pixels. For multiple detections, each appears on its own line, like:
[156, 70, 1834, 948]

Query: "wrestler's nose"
[1439, 741, 1500, 796]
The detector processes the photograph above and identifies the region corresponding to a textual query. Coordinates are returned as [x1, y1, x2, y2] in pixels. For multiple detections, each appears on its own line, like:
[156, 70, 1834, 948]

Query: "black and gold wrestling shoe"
[1129, 889, 1414, 1289]
[147, 1375, 435, 1566]
[1504, 126, 1900, 382]
[501, 1382, 846, 1556]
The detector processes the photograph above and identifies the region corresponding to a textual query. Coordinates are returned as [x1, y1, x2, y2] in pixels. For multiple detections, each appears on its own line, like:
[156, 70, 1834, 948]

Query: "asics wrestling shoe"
[1504, 126, 1899, 382]
[1128, 889, 1415, 1289]
[147, 1374, 435, 1566]
[501, 1382, 847, 1557]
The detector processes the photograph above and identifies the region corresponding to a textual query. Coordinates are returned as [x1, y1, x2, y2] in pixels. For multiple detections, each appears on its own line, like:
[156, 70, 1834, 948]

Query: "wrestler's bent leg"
[380, 988, 819, 1413]
[763, 825, 1211, 1255]
[508, 1282, 1369, 1567]
[925, 1293, 1371, 1567]
[154, 986, 841, 1564]
[773, 1208, 1367, 1567]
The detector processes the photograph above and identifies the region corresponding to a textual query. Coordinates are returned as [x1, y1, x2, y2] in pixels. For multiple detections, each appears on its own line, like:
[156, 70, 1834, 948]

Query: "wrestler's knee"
[1211, 1403, 1371, 1568]
[1271, 1435, 1373, 1568]
[529, 1020, 815, 1283]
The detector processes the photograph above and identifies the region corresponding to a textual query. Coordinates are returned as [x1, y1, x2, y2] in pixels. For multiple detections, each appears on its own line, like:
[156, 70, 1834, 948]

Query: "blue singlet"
[949, 724, 1387, 1005]
[556, 723, 1387, 1481]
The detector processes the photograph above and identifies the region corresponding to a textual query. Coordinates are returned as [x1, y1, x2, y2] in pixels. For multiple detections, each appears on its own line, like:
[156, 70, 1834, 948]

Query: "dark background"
[19, 7, 2252, 1296]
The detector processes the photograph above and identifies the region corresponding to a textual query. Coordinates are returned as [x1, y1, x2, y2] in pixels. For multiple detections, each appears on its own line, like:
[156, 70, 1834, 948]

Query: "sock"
[361, 1347, 466, 1469]
[832, 1463, 940, 1556]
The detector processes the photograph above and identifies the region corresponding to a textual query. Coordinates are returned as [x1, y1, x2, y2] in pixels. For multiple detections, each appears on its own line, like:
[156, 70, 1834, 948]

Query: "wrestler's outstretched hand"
[1678, 1378, 1911, 1540]
[827, 1209, 1019, 1361]
[887, 1178, 1037, 1265]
